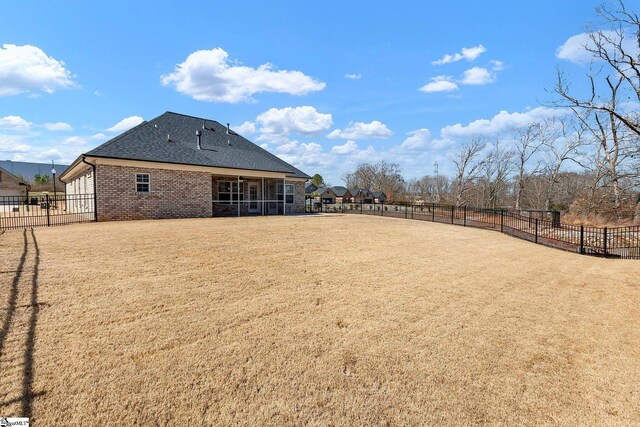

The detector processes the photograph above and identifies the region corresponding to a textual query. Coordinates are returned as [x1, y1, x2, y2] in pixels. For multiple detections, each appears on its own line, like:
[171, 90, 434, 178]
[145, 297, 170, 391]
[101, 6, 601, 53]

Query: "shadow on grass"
[22, 228, 41, 418]
[0, 228, 44, 418]
[0, 229, 27, 356]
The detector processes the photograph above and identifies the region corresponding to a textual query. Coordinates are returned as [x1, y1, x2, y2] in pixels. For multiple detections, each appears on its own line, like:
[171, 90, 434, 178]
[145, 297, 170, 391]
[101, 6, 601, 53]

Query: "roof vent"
[226, 123, 230, 134]
[167, 134, 171, 142]
[196, 130, 202, 150]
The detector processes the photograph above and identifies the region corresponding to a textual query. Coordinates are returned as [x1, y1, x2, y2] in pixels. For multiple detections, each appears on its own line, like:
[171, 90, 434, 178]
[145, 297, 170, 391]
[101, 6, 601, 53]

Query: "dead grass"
[1, 214, 639, 425]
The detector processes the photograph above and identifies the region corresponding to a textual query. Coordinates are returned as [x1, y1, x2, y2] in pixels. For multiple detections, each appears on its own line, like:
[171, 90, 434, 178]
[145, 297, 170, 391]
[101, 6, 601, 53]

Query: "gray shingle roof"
[348, 188, 370, 197]
[316, 187, 335, 197]
[305, 183, 317, 194]
[331, 186, 351, 197]
[83, 112, 309, 179]
[0, 160, 69, 183]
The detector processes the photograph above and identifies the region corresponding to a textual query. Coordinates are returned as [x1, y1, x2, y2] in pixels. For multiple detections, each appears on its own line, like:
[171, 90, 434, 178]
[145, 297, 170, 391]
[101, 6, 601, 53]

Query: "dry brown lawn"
[1, 214, 639, 425]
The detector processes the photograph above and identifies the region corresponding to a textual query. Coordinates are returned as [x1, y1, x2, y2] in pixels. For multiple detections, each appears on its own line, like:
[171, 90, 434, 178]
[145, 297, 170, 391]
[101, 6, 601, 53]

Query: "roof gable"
[331, 186, 351, 197]
[83, 112, 309, 179]
[0, 167, 29, 186]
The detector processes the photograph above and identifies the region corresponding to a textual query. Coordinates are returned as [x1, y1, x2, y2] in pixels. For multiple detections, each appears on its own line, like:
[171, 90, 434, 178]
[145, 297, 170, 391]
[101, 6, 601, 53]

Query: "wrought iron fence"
[0, 194, 95, 230]
[306, 200, 640, 260]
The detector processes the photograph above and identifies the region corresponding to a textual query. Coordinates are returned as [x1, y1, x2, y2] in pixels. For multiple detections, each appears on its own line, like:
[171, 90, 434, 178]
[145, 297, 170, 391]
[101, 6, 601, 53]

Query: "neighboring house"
[315, 187, 338, 204]
[348, 188, 373, 203]
[371, 191, 387, 203]
[331, 186, 352, 204]
[0, 167, 30, 198]
[60, 112, 310, 221]
[0, 160, 69, 187]
[305, 183, 318, 196]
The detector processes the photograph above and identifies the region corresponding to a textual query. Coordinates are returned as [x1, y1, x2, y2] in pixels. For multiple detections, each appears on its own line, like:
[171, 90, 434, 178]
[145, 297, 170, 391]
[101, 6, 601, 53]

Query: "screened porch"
[212, 175, 297, 217]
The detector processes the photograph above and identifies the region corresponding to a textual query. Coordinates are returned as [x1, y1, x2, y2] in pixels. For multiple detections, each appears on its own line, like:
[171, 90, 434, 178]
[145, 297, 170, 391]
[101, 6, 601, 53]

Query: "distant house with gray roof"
[331, 186, 352, 203]
[59, 111, 309, 221]
[371, 191, 387, 203]
[0, 160, 69, 188]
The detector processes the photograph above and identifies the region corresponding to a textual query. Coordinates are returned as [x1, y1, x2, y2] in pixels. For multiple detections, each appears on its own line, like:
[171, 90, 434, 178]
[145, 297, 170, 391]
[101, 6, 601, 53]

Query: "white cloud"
[330, 140, 358, 155]
[490, 60, 505, 71]
[556, 30, 639, 64]
[440, 107, 567, 139]
[233, 121, 256, 136]
[399, 129, 431, 150]
[61, 133, 107, 145]
[461, 67, 494, 85]
[44, 122, 73, 131]
[107, 116, 144, 133]
[256, 106, 332, 142]
[556, 32, 597, 64]
[0, 115, 32, 131]
[419, 75, 459, 93]
[160, 47, 326, 103]
[432, 45, 486, 65]
[0, 135, 31, 154]
[327, 120, 393, 140]
[345, 73, 362, 80]
[0, 44, 75, 96]
[276, 141, 334, 169]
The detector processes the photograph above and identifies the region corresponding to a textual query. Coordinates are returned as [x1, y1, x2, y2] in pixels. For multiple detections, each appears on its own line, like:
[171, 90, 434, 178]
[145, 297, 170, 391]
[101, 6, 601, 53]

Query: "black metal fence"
[306, 200, 640, 260]
[0, 194, 96, 230]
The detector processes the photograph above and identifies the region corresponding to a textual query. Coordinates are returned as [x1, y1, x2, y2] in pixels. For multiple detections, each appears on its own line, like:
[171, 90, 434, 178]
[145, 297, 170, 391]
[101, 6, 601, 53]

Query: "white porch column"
[237, 175, 240, 218]
[283, 177, 286, 215]
[261, 177, 264, 216]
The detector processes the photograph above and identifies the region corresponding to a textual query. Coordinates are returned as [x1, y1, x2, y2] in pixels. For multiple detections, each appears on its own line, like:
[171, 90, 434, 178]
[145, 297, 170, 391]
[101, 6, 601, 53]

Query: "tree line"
[334, 1, 640, 224]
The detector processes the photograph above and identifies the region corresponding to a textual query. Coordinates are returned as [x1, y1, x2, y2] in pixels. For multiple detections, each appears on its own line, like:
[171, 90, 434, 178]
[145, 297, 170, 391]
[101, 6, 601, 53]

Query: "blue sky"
[0, 0, 609, 183]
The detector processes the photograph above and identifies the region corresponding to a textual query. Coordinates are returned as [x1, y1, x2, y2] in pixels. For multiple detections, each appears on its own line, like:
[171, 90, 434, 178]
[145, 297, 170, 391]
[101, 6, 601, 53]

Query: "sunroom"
[212, 174, 301, 217]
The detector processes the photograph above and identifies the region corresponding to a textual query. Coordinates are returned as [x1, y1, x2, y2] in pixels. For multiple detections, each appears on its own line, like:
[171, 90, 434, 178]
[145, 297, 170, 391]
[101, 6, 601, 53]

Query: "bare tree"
[409, 175, 452, 203]
[554, 1, 640, 136]
[453, 139, 485, 207]
[513, 124, 544, 210]
[540, 117, 590, 210]
[479, 139, 514, 209]
[343, 161, 406, 200]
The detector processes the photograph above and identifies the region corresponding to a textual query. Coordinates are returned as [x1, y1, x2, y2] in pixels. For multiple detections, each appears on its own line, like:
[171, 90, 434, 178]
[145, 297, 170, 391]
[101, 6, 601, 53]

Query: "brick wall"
[95, 165, 212, 221]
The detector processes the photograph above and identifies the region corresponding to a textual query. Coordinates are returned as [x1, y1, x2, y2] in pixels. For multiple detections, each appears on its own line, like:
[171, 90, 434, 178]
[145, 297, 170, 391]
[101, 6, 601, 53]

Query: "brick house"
[59, 112, 309, 221]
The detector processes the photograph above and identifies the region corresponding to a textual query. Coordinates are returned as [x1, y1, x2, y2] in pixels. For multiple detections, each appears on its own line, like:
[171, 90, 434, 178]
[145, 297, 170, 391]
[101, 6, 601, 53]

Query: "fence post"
[411, 204, 414, 219]
[603, 227, 608, 257]
[500, 210, 504, 233]
[463, 206, 467, 226]
[342, 199, 344, 213]
[580, 225, 584, 254]
[46, 194, 51, 227]
[451, 205, 454, 224]
[381, 201, 384, 216]
[405, 204, 407, 219]
[360, 200, 363, 215]
[432, 203, 435, 222]
[535, 218, 538, 244]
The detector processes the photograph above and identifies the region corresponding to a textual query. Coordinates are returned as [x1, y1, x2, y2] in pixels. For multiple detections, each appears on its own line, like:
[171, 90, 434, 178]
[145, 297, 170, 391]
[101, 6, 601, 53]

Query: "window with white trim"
[277, 183, 295, 204]
[218, 181, 244, 203]
[136, 173, 150, 193]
